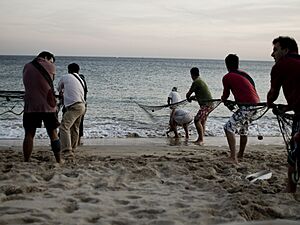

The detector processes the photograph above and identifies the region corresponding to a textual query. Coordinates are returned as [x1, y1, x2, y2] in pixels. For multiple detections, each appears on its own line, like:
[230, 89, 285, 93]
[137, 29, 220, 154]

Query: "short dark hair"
[225, 54, 239, 70]
[190, 67, 199, 77]
[37, 51, 55, 62]
[68, 63, 80, 73]
[272, 36, 298, 52]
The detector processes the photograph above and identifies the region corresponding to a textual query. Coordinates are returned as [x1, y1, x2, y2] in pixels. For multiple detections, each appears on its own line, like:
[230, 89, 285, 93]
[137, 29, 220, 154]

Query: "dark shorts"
[23, 112, 60, 130]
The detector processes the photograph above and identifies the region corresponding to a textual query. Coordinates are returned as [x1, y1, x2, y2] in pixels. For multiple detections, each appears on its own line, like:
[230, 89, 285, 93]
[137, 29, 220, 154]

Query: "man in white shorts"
[221, 54, 260, 163]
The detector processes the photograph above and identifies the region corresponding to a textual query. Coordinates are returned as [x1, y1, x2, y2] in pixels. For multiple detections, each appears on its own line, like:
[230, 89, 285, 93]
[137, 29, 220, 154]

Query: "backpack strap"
[71, 73, 86, 93]
[31, 59, 55, 93]
[232, 69, 256, 88]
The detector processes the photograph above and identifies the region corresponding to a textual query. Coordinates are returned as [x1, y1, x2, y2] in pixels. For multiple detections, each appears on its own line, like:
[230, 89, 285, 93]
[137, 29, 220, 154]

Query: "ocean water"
[0, 55, 286, 140]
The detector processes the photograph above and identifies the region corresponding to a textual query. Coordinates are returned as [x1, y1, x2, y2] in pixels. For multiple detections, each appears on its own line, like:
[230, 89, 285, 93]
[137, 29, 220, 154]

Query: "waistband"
[66, 102, 84, 109]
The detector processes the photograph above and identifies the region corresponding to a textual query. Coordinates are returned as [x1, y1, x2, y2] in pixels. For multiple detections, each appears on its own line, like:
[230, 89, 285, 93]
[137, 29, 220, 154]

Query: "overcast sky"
[0, 0, 299, 60]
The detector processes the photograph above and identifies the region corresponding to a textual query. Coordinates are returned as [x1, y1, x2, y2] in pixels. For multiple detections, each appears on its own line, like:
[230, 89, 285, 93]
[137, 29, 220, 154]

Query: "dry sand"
[0, 137, 300, 225]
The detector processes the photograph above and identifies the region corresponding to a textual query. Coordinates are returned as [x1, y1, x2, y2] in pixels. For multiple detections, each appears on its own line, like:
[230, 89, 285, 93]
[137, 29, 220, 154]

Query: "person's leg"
[44, 113, 62, 163]
[238, 135, 248, 159]
[183, 124, 189, 139]
[285, 130, 300, 192]
[200, 115, 210, 141]
[71, 115, 83, 150]
[224, 111, 242, 164]
[173, 125, 179, 139]
[225, 129, 238, 163]
[193, 110, 204, 145]
[194, 105, 212, 145]
[194, 119, 204, 145]
[60, 110, 77, 156]
[201, 119, 207, 135]
[23, 128, 36, 162]
[167, 109, 176, 137]
[287, 165, 297, 193]
[78, 115, 84, 145]
[46, 128, 61, 163]
[169, 116, 179, 138]
[63, 103, 85, 154]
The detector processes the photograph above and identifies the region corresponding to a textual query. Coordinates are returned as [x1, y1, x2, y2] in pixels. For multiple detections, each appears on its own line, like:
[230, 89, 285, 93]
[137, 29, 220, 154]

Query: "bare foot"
[222, 157, 238, 164]
[54, 152, 62, 163]
[193, 140, 204, 146]
[237, 152, 244, 159]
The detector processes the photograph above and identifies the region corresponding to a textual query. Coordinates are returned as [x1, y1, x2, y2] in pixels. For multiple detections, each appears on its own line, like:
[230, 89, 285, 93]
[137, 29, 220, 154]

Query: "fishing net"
[223, 100, 269, 122]
[272, 104, 300, 184]
[134, 98, 223, 119]
[0, 91, 25, 115]
[198, 99, 222, 113]
[135, 99, 189, 113]
[272, 104, 294, 151]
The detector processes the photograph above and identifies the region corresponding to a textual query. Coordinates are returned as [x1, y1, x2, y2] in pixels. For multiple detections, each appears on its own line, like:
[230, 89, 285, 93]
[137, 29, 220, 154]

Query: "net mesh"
[272, 104, 294, 151]
[135, 98, 223, 115]
[0, 91, 25, 115]
[223, 100, 269, 122]
[136, 99, 189, 113]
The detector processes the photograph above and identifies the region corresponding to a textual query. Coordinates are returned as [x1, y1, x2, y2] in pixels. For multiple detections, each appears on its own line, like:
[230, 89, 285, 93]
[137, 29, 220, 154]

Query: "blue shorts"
[23, 112, 60, 131]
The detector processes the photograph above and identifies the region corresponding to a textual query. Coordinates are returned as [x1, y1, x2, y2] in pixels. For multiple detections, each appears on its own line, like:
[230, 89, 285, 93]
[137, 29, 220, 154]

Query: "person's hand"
[272, 104, 289, 115]
[187, 95, 196, 102]
[224, 100, 235, 111]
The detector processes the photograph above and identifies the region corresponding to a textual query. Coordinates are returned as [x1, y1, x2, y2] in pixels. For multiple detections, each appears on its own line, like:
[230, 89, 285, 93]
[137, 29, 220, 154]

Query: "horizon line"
[0, 54, 273, 62]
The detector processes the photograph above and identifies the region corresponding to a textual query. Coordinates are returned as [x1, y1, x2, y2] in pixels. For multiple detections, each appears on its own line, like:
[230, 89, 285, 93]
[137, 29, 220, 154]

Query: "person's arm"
[266, 87, 280, 107]
[267, 65, 283, 107]
[221, 76, 230, 101]
[57, 78, 64, 97]
[167, 97, 172, 105]
[186, 85, 194, 102]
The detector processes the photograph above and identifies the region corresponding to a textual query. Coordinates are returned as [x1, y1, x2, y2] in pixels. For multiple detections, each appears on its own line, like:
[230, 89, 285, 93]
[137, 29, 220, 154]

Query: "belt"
[66, 102, 83, 109]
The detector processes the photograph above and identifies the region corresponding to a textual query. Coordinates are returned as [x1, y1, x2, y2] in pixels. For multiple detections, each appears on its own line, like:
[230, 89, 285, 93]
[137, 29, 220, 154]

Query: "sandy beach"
[0, 137, 300, 225]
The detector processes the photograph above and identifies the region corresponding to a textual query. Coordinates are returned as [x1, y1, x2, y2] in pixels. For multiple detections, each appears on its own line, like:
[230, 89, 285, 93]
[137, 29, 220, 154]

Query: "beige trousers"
[60, 102, 86, 154]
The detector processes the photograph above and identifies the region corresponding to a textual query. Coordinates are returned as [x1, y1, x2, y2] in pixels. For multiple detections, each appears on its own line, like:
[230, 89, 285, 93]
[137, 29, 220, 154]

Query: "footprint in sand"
[114, 199, 130, 205]
[130, 208, 166, 219]
[126, 195, 142, 200]
[41, 172, 55, 181]
[148, 220, 175, 225]
[85, 215, 102, 223]
[63, 198, 79, 213]
[2, 164, 13, 173]
[63, 171, 79, 178]
[2, 185, 23, 195]
[74, 193, 100, 204]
